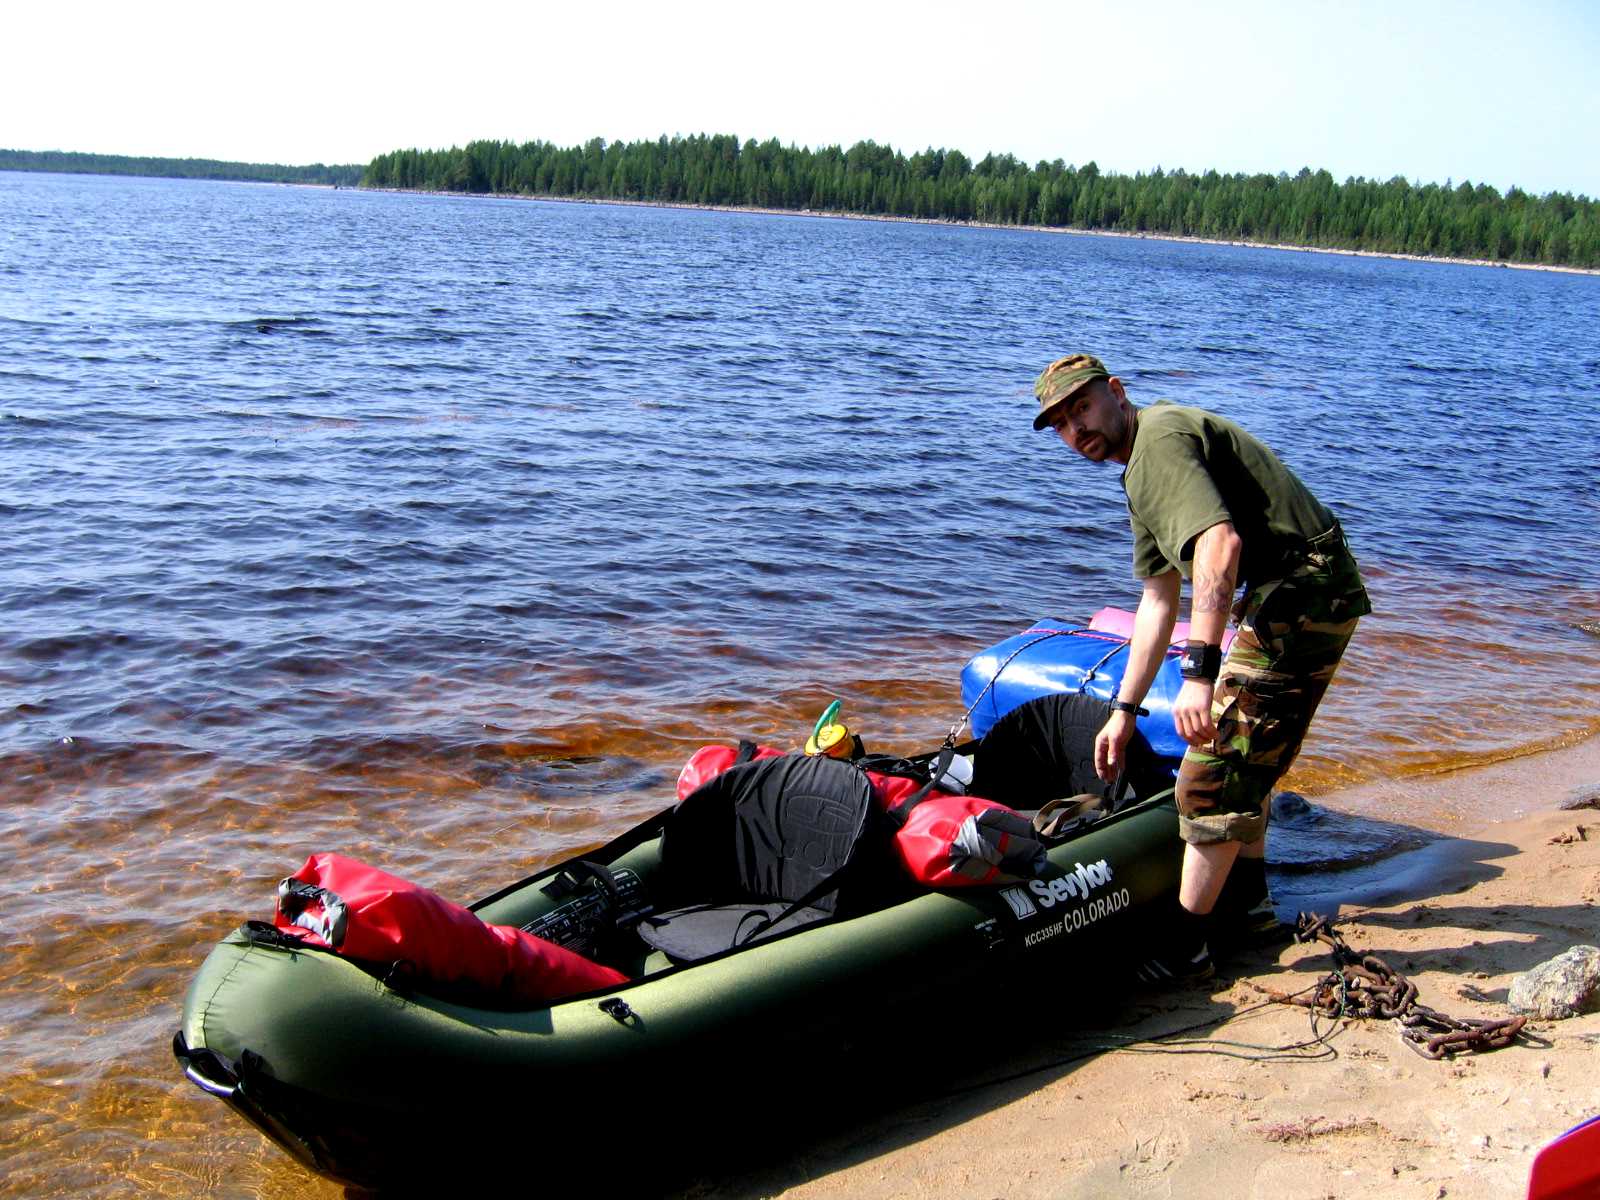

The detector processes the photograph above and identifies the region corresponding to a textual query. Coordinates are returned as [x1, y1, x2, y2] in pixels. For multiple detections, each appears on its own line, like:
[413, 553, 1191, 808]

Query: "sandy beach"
[681, 734, 1600, 1200]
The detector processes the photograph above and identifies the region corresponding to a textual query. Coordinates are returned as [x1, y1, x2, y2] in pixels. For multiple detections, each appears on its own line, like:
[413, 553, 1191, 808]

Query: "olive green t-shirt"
[1121, 402, 1336, 581]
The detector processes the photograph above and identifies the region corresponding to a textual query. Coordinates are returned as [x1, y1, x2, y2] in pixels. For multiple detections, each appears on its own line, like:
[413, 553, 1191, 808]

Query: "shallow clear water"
[1, 171, 1597, 1194]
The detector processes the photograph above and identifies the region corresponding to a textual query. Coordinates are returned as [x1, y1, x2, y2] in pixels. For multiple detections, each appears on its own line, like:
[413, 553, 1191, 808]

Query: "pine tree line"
[0, 149, 363, 187]
[363, 134, 1599, 269]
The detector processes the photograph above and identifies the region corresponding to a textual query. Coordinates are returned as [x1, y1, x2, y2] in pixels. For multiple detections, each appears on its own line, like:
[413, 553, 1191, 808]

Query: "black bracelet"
[1179, 641, 1223, 681]
[1111, 700, 1149, 717]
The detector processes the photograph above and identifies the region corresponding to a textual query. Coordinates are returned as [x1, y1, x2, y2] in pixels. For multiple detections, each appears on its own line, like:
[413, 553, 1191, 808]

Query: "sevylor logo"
[1004, 859, 1132, 949]
[1028, 859, 1114, 909]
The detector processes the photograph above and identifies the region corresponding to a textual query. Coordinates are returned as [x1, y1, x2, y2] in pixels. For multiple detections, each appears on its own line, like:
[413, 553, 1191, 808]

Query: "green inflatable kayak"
[173, 703, 1184, 1190]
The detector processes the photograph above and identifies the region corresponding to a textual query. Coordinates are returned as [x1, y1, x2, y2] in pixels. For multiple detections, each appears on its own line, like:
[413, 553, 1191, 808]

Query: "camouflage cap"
[1032, 354, 1110, 430]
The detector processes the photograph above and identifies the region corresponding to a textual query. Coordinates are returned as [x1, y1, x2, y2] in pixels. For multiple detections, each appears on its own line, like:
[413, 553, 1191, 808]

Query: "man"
[1031, 354, 1370, 980]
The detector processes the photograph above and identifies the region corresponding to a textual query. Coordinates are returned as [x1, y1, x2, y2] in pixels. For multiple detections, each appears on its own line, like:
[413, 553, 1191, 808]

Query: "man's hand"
[1173, 678, 1219, 746]
[1094, 711, 1137, 782]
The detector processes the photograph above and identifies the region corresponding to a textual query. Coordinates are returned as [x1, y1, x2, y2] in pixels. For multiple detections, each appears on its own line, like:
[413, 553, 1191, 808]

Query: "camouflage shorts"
[1176, 532, 1371, 846]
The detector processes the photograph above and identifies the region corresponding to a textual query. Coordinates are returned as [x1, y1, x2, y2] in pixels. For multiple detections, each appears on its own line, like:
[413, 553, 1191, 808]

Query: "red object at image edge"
[1527, 1114, 1600, 1200]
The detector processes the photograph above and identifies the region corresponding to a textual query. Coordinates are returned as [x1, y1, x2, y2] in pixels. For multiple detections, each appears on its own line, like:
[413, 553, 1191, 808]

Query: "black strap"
[639, 900, 723, 927]
[855, 753, 920, 777]
[734, 740, 759, 766]
[737, 859, 854, 946]
[1105, 698, 1131, 812]
[886, 744, 955, 827]
[1108, 763, 1130, 811]
[640, 895, 832, 952]
[1105, 699, 1149, 811]
[858, 739, 980, 780]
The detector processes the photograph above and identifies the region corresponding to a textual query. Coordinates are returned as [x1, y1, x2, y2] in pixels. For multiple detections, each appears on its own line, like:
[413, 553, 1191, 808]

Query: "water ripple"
[2, 171, 1599, 1195]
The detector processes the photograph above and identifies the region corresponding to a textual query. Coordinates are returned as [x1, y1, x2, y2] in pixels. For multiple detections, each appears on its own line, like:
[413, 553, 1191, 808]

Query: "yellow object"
[805, 722, 853, 758]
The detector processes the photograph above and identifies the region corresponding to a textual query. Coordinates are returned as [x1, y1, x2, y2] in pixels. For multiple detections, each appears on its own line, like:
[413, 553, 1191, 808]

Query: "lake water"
[2, 171, 1597, 1195]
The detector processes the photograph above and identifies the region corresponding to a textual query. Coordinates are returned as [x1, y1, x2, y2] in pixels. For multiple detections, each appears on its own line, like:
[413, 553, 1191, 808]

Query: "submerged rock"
[1559, 783, 1600, 812]
[1508, 946, 1600, 1019]
[1270, 790, 1313, 819]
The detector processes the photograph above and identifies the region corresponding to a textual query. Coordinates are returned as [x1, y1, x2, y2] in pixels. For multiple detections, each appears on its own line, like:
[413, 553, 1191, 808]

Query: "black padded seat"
[637, 754, 879, 964]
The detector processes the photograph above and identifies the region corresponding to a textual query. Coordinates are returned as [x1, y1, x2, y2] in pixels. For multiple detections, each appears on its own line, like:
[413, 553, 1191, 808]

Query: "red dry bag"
[676, 741, 786, 800]
[867, 769, 1047, 887]
[274, 852, 627, 1006]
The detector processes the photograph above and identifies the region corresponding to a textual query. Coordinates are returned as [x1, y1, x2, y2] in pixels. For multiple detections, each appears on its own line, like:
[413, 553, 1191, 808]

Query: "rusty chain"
[1273, 913, 1528, 1059]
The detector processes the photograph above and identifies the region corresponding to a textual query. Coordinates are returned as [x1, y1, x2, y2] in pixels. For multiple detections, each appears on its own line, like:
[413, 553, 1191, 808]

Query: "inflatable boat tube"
[174, 771, 1184, 1190]
[962, 616, 1213, 760]
[1087, 607, 1237, 653]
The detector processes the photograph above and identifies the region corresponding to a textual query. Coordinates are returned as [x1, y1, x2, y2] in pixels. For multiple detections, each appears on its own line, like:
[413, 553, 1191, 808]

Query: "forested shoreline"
[363, 135, 1599, 269]
[7, 138, 1594, 269]
[0, 149, 362, 187]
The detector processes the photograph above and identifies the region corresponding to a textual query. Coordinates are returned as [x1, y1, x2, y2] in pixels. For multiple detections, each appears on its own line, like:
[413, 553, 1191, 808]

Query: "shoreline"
[686, 733, 1600, 1199]
[13, 168, 1594, 276]
[1283, 722, 1600, 844]
[366, 185, 1600, 278]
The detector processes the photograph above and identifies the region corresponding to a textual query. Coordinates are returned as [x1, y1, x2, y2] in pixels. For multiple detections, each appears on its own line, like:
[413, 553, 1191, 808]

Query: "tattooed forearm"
[1189, 522, 1241, 620]
[1191, 567, 1236, 614]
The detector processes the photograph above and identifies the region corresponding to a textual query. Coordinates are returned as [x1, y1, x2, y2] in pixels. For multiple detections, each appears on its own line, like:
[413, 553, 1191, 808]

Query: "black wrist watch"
[1111, 699, 1148, 716]
[1179, 641, 1223, 681]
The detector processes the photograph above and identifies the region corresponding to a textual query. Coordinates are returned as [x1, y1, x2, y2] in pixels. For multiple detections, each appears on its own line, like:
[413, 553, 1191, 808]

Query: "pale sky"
[6, 0, 1598, 197]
